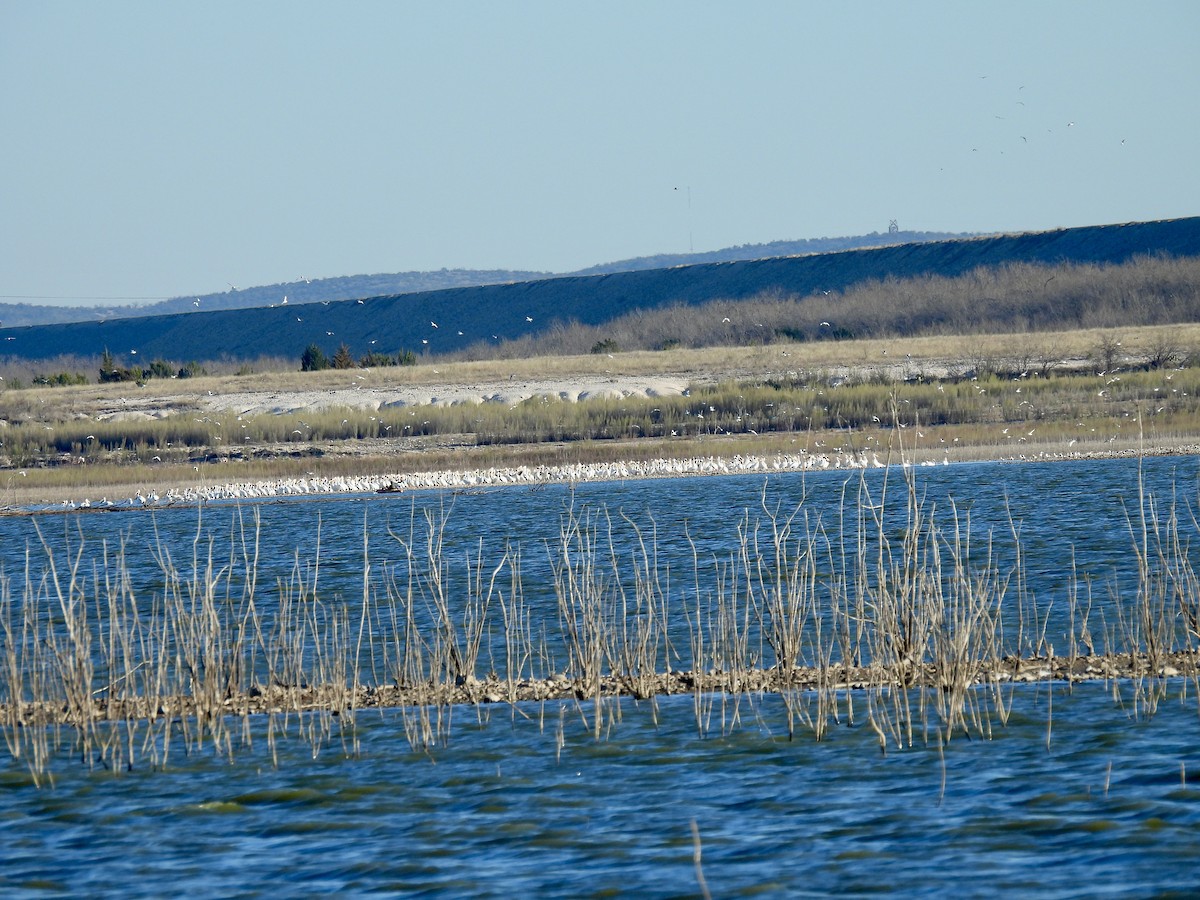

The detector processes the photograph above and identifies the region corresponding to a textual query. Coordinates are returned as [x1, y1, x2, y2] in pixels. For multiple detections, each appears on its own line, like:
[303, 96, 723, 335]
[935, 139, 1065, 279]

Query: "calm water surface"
[2, 456, 1200, 896]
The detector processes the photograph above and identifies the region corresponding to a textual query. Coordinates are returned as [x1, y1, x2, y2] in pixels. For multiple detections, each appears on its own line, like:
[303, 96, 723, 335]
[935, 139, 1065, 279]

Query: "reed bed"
[1, 464, 1199, 785]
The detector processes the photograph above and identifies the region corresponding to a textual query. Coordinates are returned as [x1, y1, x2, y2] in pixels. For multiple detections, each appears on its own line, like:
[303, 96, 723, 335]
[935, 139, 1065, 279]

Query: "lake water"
[3, 456, 1200, 896]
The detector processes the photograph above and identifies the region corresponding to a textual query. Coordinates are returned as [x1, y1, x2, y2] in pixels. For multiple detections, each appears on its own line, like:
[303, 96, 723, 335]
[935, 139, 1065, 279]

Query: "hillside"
[1, 217, 1197, 367]
[0, 268, 553, 329]
[0, 230, 968, 329]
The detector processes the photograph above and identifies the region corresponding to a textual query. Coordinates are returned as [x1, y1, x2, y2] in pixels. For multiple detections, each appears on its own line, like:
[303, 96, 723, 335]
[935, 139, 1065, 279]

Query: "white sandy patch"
[202, 376, 690, 417]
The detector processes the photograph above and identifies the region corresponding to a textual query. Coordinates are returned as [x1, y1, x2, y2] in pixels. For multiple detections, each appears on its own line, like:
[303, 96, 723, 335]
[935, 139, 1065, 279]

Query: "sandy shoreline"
[8, 358, 1200, 511]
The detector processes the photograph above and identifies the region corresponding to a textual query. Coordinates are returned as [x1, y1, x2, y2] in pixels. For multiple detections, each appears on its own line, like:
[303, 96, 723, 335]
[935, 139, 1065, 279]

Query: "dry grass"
[2, 461, 1198, 783]
[9, 321, 1200, 408]
[4, 321, 1200, 507]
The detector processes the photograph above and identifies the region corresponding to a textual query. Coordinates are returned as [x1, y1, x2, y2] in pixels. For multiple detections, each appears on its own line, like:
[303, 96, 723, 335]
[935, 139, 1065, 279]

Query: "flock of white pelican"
[72, 449, 948, 509]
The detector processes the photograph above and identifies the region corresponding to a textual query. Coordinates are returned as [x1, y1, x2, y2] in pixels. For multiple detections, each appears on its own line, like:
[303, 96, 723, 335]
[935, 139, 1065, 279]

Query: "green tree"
[99, 348, 139, 383]
[99, 348, 116, 381]
[301, 344, 329, 371]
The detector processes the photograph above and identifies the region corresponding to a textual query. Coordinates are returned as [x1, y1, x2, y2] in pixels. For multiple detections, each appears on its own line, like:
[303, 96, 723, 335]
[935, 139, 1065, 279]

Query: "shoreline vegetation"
[3, 319, 1200, 509]
[3, 465, 1200, 783]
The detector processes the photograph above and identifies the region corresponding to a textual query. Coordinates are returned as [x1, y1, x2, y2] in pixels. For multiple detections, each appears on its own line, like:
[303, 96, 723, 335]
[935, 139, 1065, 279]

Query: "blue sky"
[2, 1, 1197, 304]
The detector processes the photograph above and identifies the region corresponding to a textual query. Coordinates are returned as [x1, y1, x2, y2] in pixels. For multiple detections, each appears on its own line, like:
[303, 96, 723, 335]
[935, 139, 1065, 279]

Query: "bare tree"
[1093, 334, 1123, 373]
[1143, 336, 1181, 370]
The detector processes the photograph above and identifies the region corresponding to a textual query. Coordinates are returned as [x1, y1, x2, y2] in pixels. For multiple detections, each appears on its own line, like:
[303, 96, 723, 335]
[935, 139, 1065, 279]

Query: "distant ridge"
[2, 217, 1197, 365]
[0, 230, 967, 328]
[566, 230, 973, 276]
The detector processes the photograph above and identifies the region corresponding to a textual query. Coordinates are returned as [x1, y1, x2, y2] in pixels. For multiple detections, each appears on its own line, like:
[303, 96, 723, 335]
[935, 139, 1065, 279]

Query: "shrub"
[359, 351, 395, 367]
[32, 371, 88, 387]
[148, 359, 176, 379]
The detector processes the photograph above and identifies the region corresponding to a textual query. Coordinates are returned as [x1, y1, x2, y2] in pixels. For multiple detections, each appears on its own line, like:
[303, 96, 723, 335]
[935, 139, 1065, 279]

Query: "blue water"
[3, 456, 1200, 896]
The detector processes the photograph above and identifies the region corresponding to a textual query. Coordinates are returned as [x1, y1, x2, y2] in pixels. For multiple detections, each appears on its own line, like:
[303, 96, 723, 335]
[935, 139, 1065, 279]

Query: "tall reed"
[2, 461, 1199, 783]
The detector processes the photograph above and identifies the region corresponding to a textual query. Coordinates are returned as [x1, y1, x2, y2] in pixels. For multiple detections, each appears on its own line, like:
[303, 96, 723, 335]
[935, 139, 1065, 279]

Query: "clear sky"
[2, 1, 1197, 304]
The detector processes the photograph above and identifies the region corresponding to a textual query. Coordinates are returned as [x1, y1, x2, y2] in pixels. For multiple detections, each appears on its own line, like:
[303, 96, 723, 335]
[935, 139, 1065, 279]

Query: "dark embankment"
[2, 216, 1197, 365]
